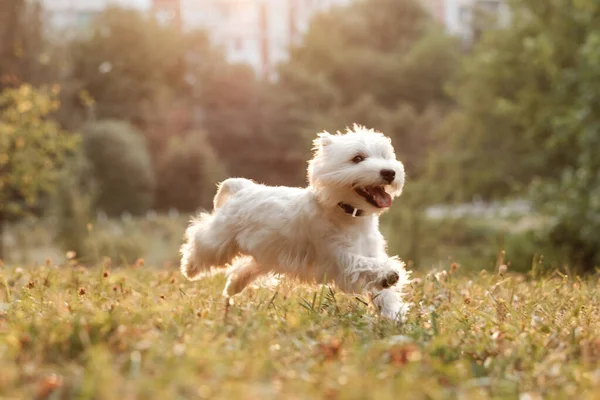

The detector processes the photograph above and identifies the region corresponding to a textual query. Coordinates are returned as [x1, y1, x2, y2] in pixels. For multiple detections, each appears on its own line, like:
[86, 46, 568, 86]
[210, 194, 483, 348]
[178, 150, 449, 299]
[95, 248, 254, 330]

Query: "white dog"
[180, 125, 411, 320]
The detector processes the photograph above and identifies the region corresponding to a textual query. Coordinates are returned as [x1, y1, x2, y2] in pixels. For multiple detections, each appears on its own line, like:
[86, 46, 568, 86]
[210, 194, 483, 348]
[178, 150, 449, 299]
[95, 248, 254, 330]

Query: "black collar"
[338, 202, 364, 217]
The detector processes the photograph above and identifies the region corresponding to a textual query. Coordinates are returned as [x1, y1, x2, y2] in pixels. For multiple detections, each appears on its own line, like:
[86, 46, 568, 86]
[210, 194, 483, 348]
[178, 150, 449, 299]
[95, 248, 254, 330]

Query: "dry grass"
[1, 261, 600, 399]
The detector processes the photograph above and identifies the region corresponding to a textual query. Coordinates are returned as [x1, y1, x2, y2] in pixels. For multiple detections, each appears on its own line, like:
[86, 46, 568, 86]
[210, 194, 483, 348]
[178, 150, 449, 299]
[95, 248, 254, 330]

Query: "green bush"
[83, 120, 155, 216]
[530, 30, 600, 271]
[382, 208, 499, 271]
[85, 230, 145, 265]
[430, 0, 600, 271]
[0, 85, 79, 259]
[155, 132, 226, 212]
[382, 204, 563, 273]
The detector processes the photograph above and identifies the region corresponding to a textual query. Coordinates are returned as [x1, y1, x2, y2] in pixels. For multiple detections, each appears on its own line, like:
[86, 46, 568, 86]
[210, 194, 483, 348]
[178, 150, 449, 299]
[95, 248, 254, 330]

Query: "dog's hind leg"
[180, 212, 240, 280]
[222, 256, 265, 298]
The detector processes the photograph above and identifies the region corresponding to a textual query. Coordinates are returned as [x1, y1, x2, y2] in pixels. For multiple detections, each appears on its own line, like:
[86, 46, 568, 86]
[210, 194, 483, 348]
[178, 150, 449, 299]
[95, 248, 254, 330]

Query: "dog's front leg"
[335, 252, 405, 291]
[370, 288, 410, 322]
[333, 252, 410, 321]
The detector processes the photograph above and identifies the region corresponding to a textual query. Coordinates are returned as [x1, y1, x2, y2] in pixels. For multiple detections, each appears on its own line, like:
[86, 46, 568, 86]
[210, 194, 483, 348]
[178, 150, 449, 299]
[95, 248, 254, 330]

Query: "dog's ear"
[314, 132, 333, 149]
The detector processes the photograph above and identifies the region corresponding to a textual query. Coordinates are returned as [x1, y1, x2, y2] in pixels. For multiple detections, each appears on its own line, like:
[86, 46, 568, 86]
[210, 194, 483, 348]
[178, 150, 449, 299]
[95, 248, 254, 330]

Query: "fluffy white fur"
[180, 125, 411, 321]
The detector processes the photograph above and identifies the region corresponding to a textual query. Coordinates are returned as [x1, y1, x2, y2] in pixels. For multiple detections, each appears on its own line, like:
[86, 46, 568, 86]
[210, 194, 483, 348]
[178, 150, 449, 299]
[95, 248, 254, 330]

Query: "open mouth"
[355, 186, 392, 208]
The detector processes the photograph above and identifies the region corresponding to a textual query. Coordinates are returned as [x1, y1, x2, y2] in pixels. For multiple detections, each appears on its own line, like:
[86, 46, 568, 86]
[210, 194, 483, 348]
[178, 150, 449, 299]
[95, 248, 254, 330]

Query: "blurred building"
[39, 0, 148, 31]
[177, 0, 353, 79]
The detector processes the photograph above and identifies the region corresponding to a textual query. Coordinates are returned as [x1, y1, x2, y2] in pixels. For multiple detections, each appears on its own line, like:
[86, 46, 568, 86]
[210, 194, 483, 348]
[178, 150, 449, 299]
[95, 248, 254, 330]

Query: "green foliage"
[435, 0, 597, 197]
[399, 29, 460, 111]
[85, 230, 145, 265]
[83, 120, 155, 216]
[278, 0, 460, 184]
[66, 7, 307, 187]
[435, 0, 600, 269]
[383, 207, 561, 273]
[531, 24, 600, 269]
[155, 132, 227, 212]
[0, 84, 79, 219]
[199, 64, 308, 186]
[69, 7, 189, 123]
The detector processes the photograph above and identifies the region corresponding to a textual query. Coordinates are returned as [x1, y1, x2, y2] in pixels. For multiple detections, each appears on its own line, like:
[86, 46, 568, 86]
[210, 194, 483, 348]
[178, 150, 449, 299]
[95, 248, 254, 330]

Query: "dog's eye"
[352, 155, 365, 163]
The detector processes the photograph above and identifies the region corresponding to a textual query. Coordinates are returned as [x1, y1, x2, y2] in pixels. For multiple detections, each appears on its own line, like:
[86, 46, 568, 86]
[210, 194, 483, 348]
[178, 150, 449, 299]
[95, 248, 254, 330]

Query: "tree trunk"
[0, 0, 26, 88]
[0, 215, 4, 262]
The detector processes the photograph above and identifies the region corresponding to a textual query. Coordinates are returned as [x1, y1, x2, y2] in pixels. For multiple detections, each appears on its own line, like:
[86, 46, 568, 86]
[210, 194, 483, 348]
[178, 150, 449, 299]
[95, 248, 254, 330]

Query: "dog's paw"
[381, 270, 400, 289]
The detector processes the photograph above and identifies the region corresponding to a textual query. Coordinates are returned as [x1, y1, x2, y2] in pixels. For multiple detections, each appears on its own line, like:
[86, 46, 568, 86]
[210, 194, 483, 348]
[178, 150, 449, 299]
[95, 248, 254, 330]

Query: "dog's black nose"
[380, 169, 396, 183]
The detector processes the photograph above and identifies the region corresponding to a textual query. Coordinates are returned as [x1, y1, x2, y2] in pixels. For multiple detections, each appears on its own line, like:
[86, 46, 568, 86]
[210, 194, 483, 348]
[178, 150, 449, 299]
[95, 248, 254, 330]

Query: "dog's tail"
[213, 178, 255, 209]
[180, 213, 215, 280]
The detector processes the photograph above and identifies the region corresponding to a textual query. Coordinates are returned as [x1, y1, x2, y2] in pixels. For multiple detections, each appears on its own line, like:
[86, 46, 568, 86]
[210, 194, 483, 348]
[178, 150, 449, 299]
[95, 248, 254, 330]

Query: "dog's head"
[307, 125, 405, 215]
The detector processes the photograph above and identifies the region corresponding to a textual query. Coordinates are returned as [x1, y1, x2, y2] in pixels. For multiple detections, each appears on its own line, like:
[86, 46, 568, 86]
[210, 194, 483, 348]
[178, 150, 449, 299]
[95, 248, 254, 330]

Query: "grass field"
[1, 261, 599, 399]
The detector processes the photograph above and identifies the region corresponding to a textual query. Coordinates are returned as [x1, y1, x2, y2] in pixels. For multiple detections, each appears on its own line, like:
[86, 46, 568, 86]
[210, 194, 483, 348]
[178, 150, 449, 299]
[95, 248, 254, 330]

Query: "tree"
[0, 0, 60, 89]
[68, 7, 189, 125]
[0, 84, 78, 259]
[531, 25, 600, 269]
[0, 0, 27, 87]
[155, 132, 227, 212]
[198, 63, 309, 186]
[435, 0, 600, 269]
[277, 0, 459, 183]
[67, 7, 314, 190]
[82, 120, 155, 216]
[434, 0, 599, 200]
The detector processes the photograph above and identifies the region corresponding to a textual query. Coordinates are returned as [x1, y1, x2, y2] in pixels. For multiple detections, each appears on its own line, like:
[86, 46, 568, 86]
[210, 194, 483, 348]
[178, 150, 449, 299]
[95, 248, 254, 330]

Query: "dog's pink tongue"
[371, 187, 392, 208]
